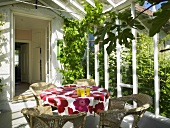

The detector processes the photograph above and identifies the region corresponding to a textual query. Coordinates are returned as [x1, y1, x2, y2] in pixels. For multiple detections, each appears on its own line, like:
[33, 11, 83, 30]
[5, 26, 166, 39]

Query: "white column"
[95, 44, 99, 86]
[86, 34, 90, 79]
[104, 44, 109, 90]
[153, 5, 160, 117]
[116, 19, 122, 97]
[131, 2, 138, 94]
[10, 12, 15, 99]
[94, 27, 99, 86]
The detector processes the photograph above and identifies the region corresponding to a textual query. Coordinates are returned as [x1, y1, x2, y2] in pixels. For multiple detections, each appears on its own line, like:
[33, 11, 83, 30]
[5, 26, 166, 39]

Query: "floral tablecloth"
[40, 85, 110, 115]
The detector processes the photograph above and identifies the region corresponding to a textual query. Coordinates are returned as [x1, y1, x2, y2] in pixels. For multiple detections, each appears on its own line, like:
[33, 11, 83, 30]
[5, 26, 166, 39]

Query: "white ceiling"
[2, 0, 135, 30]
[15, 15, 49, 30]
[0, 0, 131, 20]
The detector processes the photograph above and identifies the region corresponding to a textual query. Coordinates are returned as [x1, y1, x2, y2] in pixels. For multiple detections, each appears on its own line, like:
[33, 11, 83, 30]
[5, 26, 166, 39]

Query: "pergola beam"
[69, 0, 86, 14]
[107, 0, 116, 7]
[38, 0, 61, 16]
[86, 0, 95, 7]
[52, 0, 82, 19]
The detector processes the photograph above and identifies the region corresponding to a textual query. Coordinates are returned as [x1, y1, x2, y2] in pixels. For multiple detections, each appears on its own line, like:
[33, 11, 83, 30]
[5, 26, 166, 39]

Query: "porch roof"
[0, 0, 137, 19]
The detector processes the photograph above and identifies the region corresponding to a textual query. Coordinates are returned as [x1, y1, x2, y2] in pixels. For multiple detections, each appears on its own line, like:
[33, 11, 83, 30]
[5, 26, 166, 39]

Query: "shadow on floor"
[15, 82, 30, 96]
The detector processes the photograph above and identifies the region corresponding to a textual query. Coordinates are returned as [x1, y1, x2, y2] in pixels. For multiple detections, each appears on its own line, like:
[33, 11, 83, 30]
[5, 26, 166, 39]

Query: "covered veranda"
[0, 0, 170, 128]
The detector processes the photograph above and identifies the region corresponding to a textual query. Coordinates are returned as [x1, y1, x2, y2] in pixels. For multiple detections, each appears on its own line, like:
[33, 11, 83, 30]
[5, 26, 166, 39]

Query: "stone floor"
[0, 82, 35, 128]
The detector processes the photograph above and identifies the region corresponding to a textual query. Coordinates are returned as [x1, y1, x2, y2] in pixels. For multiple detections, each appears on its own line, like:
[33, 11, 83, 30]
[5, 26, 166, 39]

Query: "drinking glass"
[80, 88, 85, 97]
[77, 88, 81, 96]
[86, 87, 90, 96]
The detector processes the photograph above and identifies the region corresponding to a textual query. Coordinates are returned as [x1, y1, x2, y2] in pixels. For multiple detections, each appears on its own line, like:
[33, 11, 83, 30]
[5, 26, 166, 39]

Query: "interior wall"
[15, 29, 32, 40]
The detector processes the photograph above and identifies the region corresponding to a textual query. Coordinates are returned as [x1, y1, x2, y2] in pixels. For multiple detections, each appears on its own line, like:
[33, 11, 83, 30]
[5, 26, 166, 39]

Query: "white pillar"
[131, 2, 138, 94]
[104, 44, 109, 90]
[86, 34, 90, 79]
[95, 44, 99, 86]
[116, 19, 122, 97]
[10, 12, 15, 100]
[153, 5, 160, 117]
[94, 27, 99, 86]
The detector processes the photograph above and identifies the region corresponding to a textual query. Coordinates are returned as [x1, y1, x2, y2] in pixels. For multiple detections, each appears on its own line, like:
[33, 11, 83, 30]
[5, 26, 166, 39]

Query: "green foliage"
[57, 19, 86, 84]
[94, 9, 144, 55]
[83, 0, 105, 33]
[98, 33, 170, 116]
[98, 45, 105, 88]
[137, 0, 170, 36]
[58, 0, 104, 84]
[149, 1, 170, 36]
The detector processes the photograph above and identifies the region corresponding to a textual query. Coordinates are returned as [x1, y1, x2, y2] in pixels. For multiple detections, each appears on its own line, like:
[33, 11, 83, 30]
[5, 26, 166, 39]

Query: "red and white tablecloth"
[40, 85, 110, 115]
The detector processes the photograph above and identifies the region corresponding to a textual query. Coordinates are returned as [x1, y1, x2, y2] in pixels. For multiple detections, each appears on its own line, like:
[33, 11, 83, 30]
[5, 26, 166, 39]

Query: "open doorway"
[14, 14, 51, 97]
[15, 42, 30, 96]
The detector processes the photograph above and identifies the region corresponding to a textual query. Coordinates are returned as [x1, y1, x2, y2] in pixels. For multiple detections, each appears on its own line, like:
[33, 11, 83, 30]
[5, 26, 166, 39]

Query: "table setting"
[40, 84, 110, 115]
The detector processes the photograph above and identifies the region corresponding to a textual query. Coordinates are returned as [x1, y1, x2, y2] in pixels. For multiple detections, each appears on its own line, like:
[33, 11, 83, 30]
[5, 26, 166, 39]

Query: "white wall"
[0, 3, 64, 100]
[0, 6, 11, 101]
[51, 17, 64, 86]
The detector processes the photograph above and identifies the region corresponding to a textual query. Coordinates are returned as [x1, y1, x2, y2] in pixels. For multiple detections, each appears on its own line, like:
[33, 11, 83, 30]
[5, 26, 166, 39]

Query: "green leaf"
[149, 6, 170, 36]
[103, 37, 111, 45]
[106, 42, 115, 55]
[118, 28, 134, 43]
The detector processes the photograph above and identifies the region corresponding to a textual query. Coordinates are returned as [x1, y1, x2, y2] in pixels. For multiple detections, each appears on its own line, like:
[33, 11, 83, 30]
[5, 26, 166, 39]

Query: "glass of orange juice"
[77, 88, 81, 96]
[80, 88, 85, 97]
[86, 87, 90, 96]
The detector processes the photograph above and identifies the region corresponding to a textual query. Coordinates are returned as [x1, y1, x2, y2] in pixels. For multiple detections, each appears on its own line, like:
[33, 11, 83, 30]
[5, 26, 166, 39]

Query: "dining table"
[40, 84, 110, 116]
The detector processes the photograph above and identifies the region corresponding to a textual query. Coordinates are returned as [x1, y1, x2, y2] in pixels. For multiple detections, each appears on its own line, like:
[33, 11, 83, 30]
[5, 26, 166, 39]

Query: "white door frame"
[10, 12, 53, 99]
[45, 22, 52, 83]
[15, 40, 31, 83]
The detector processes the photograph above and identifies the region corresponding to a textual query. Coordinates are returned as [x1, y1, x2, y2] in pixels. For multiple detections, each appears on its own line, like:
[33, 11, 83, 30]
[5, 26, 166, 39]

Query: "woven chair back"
[73, 79, 96, 86]
[21, 106, 87, 128]
[29, 82, 56, 106]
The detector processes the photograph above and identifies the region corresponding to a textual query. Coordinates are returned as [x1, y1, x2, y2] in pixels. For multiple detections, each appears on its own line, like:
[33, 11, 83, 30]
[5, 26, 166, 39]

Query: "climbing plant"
[58, 0, 105, 84]
[57, 19, 86, 84]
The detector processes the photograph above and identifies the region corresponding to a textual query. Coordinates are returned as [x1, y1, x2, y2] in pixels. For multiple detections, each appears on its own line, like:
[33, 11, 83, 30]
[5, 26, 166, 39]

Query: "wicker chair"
[29, 82, 56, 106]
[99, 93, 153, 128]
[73, 79, 96, 86]
[21, 106, 87, 128]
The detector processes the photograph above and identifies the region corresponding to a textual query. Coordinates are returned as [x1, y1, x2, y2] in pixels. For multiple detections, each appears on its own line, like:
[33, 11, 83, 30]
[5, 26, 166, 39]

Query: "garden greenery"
[58, 0, 105, 84]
